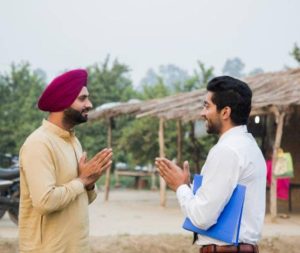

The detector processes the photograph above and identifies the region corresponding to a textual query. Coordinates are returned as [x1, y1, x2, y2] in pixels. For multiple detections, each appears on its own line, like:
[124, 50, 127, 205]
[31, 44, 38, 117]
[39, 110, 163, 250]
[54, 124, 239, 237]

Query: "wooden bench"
[114, 169, 158, 190]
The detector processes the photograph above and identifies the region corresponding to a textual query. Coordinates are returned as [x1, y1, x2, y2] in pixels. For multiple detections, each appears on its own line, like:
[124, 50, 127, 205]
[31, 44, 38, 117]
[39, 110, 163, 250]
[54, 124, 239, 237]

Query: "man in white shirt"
[156, 76, 266, 253]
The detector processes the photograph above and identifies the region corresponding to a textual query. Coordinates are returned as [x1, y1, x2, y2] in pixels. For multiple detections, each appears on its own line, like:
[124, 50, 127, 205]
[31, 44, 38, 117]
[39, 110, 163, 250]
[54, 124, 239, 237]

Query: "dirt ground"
[1, 189, 300, 253]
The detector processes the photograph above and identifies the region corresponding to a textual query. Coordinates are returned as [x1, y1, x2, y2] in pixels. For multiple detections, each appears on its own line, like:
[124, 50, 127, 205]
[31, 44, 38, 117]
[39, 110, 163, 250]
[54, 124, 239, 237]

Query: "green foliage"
[222, 57, 245, 78]
[189, 61, 214, 90]
[0, 58, 217, 180]
[138, 77, 170, 99]
[87, 56, 137, 105]
[118, 118, 159, 165]
[0, 62, 45, 154]
[117, 61, 216, 172]
[76, 57, 137, 160]
[290, 43, 300, 64]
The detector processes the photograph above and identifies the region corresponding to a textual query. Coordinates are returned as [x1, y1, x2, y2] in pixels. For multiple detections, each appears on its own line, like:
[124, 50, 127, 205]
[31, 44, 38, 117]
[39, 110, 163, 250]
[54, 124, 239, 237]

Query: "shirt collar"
[42, 119, 75, 139]
[218, 125, 248, 144]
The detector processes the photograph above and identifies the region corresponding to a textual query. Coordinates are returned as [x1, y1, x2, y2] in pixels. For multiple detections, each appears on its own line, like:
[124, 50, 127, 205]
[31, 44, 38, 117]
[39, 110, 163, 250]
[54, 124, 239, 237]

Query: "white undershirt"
[176, 125, 266, 246]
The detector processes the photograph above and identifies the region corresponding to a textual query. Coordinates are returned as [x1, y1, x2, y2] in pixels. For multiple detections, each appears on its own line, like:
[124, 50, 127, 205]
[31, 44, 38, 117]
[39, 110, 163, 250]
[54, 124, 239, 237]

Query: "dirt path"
[1, 189, 300, 252]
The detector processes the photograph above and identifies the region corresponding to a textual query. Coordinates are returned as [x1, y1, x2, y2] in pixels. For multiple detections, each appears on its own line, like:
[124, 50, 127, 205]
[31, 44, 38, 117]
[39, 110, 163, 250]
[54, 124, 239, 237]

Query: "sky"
[0, 0, 299, 86]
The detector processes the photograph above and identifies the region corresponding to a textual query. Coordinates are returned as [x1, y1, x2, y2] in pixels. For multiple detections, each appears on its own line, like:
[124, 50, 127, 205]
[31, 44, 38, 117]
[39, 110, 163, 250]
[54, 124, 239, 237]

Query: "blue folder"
[182, 175, 246, 245]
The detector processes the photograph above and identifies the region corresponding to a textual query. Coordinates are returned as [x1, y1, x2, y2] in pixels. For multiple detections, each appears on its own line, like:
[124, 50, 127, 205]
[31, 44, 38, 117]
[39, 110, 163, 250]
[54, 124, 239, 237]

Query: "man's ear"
[221, 106, 231, 120]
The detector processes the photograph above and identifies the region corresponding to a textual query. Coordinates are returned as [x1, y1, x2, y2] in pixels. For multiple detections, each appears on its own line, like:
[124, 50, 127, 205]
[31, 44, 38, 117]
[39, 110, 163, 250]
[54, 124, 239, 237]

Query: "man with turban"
[19, 69, 113, 253]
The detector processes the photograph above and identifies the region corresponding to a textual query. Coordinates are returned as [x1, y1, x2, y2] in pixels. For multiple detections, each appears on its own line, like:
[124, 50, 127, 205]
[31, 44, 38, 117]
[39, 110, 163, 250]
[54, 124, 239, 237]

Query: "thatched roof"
[136, 89, 206, 122]
[88, 99, 144, 121]
[88, 68, 300, 122]
[88, 90, 206, 122]
[246, 68, 300, 109]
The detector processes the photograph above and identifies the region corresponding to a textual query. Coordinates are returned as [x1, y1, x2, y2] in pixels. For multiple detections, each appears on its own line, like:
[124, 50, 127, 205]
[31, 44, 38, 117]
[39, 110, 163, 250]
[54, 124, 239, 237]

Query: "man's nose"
[86, 99, 93, 109]
[200, 108, 206, 119]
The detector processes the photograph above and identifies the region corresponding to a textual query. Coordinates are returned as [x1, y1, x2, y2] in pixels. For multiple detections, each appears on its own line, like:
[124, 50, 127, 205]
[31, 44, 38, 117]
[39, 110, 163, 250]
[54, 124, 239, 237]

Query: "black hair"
[206, 76, 252, 125]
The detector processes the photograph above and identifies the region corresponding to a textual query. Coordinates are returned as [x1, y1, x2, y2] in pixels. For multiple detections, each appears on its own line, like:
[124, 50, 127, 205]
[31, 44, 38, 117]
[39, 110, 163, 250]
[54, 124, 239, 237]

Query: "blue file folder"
[182, 175, 246, 245]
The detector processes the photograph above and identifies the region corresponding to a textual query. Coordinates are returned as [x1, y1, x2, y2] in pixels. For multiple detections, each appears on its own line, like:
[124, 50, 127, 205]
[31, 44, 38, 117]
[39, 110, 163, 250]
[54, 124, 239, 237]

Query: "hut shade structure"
[88, 68, 300, 212]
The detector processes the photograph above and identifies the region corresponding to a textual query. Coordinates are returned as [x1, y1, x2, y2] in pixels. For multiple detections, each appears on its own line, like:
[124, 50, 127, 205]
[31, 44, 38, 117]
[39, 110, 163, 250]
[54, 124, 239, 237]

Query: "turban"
[38, 69, 88, 112]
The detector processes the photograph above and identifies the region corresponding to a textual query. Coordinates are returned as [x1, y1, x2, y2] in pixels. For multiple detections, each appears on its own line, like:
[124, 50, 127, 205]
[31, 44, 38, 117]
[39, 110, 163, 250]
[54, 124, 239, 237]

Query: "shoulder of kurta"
[20, 127, 55, 159]
[73, 136, 82, 148]
[24, 126, 57, 146]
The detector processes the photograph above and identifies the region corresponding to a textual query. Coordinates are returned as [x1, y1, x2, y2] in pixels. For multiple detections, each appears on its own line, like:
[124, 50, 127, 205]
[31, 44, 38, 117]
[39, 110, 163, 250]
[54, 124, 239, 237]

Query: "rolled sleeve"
[87, 187, 97, 204]
[177, 145, 240, 230]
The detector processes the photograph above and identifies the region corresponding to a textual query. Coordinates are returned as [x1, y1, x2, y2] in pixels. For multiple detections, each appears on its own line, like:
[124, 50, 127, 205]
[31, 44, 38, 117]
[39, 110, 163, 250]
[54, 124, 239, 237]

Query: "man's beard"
[205, 118, 222, 135]
[63, 108, 88, 126]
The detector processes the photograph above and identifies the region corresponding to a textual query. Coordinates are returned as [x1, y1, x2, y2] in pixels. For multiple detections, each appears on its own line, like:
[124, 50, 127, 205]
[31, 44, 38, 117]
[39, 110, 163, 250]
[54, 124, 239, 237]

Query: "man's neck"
[218, 122, 238, 137]
[47, 112, 74, 131]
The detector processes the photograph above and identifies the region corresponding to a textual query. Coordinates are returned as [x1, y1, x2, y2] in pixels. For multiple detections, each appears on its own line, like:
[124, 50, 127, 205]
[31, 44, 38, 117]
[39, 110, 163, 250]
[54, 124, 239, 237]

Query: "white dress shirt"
[176, 125, 266, 246]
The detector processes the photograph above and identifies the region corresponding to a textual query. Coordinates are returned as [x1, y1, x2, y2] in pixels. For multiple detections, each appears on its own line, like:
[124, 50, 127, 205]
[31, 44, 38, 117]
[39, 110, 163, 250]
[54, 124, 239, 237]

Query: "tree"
[117, 77, 173, 166]
[138, 76, 170, 100]
[87, 56, 137, 105]
[184, 61, 214, 91]
[0, 59, 218, 182]
[120, 61, 216, 173]
[139, 64, 189, 93]
[182, 61, 215, 172]
[222, 57, 245, 78]
[248, 67, 264, 76]
[290, 43, 300, 64]
[0, 62, 45, 154]
[139, 62, 214, 93]
[139, 68, 159, 88]
[76, 56, 137, 162]
[158, 64, 189, 93]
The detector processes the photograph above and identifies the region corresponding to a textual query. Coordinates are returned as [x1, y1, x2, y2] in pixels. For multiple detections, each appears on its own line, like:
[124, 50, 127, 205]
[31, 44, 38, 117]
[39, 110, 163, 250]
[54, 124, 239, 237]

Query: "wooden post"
[270, 109, 286, 222]
[159, 118, 167, 206]
[176, 120, 183, 166]
[104, 117, 113, 201]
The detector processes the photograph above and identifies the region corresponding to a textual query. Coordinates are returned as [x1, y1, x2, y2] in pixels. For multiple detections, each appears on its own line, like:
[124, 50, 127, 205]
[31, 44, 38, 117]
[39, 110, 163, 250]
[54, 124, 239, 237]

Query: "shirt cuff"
[176, 184, 193, 201]
[86, 184, 95, 191]
[68, 179, 85, 195]
[87, 189, 97, 204]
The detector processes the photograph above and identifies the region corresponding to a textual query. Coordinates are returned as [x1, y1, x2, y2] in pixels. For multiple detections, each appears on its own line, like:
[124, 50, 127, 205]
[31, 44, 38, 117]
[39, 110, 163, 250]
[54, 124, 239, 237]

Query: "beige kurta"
[19, 119, 97, 253]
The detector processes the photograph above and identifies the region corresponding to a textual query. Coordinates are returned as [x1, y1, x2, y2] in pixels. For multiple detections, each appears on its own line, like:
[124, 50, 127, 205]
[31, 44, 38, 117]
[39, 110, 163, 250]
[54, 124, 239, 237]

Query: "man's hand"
[78, 148, 113, 188]
[155, 158, 190, 191]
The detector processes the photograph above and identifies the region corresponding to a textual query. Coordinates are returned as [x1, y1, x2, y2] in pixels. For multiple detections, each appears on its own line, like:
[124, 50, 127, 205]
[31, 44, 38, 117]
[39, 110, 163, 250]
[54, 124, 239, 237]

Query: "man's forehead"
[78, 86, 89, 96]
[204, 91, 213, 103]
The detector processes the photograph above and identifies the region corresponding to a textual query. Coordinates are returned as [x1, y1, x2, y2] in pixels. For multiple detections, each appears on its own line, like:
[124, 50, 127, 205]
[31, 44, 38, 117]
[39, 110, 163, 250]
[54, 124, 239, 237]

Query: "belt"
[200, 244, 258, 253]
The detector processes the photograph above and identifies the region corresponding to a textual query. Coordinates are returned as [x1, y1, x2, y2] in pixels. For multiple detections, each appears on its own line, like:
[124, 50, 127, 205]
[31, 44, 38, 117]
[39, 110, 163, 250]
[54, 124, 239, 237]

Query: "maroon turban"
[38, 69, 88, 112]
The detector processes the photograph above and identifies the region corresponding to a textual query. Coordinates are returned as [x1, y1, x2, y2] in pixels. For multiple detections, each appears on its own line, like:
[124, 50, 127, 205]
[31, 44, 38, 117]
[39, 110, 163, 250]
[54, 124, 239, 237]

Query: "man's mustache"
[81, 108, 91, 114]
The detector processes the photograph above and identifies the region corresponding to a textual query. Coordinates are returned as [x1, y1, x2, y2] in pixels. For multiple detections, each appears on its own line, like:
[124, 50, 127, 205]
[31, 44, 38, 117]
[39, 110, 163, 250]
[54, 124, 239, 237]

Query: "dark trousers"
[200, 244, 259, 253]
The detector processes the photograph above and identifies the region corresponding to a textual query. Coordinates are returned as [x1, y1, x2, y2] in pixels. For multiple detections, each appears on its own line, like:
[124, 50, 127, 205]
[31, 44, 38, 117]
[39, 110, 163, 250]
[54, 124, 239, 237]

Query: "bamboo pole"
[176, 120, 183, 166]
[270, 108, 286, 222]
[159, 118, 167, 206]
[104, 117, 113, 201]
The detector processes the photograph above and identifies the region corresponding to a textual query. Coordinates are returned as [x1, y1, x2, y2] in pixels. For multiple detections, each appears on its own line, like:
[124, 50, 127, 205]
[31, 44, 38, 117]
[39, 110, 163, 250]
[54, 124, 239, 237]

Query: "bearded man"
[156, 76, 266, 253]
[19, 69, 112, 253]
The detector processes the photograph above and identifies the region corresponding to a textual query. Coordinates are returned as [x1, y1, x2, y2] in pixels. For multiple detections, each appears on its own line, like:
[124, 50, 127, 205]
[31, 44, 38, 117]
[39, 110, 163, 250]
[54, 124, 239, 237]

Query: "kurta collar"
[42, 119, 75, 139]
[218, 125, 248, 144]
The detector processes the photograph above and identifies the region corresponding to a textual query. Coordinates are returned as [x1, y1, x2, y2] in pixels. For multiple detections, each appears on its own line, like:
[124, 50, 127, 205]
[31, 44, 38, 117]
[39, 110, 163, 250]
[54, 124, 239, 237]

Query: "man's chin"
[80, 113, 89, 121]
[80, 117, 88, 123]
[206, 125, 215, 134]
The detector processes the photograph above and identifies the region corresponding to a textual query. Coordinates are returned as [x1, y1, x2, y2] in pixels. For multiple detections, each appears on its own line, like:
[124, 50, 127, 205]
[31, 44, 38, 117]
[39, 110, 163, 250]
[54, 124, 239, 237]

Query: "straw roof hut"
[89, 68, 300, 218]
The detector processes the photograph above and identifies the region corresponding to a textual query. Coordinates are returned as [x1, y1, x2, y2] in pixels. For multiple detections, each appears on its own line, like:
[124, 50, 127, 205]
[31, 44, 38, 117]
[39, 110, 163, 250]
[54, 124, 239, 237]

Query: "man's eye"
[78, 96, 86, 101]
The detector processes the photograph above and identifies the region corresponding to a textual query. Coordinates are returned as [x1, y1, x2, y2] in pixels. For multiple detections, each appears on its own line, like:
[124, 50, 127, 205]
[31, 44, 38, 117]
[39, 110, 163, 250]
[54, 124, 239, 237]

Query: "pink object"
[266, 159, 290, 200]
[38, 69, 88, 112]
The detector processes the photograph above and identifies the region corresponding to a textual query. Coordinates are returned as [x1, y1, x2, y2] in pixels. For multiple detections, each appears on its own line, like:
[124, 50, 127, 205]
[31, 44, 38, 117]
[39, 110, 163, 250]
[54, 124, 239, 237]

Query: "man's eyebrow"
[79, 94, 89, 98]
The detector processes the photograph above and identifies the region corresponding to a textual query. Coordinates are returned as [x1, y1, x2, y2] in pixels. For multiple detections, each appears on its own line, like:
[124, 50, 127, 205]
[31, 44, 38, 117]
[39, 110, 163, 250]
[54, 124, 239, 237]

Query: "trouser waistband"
[200, 243, 259, 253]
